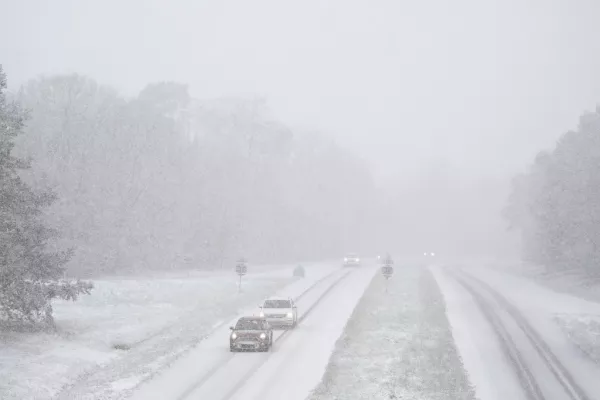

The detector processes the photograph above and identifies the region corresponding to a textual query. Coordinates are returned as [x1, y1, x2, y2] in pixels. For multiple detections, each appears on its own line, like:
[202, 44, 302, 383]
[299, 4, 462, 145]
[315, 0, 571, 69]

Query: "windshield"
[235, 319, 267, 330]
[263, 300, 291, 308]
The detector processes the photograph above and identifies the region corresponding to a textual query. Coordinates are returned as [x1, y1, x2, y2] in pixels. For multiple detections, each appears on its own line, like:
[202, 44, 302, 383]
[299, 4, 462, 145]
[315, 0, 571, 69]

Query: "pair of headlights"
[231, 332, 267, 340]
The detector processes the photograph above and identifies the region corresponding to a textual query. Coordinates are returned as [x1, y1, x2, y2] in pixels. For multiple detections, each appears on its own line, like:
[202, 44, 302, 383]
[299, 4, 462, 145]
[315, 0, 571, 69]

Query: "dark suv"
[229, 316, 273, 352]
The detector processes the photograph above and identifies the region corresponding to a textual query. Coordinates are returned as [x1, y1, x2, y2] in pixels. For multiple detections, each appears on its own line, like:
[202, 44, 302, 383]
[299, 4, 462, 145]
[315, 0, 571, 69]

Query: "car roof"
[239, 316, 266, 321]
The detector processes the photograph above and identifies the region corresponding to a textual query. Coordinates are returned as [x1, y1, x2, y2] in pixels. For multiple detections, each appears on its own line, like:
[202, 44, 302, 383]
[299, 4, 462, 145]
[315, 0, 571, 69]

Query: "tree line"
[505, 107, 600, 275]
[1, 65, 381, 324]
[12, 72, 380, 277]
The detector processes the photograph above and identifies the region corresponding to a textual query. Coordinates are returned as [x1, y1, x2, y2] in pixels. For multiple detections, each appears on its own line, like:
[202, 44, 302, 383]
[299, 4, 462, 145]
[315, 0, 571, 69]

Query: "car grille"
[237, 333, 258, 340]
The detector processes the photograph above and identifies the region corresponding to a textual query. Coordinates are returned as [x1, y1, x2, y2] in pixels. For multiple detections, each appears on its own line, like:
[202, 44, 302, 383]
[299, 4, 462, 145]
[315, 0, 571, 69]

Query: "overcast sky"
[2, 0, 600, 181]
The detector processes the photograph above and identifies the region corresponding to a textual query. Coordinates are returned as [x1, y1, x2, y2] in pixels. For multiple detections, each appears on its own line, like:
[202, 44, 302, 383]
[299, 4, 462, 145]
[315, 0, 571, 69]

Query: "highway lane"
[226, 266, 376, 400]
[131, 264, 375, 400]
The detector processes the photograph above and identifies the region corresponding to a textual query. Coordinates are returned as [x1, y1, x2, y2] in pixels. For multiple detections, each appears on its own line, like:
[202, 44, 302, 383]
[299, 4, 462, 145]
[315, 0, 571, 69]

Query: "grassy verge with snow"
[0, 269, 294, 400]
[554, 313, 600, 364]
[308, 265, 475, 400]
[491, 260, 600, 303]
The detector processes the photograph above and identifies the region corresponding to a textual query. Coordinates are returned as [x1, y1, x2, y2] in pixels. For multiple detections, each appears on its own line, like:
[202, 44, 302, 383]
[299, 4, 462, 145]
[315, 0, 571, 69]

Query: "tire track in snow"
[449, 269, 544, 400]
[449, 268, 591, 400]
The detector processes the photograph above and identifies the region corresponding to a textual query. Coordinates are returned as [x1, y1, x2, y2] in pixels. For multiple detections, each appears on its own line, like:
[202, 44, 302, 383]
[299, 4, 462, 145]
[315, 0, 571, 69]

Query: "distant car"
[259, 297, 297, 329]
[343, 254, 361, 267]
[423, 252, 436, 257]
[230, 316, 273, 352]
[293, 264, 305, 277]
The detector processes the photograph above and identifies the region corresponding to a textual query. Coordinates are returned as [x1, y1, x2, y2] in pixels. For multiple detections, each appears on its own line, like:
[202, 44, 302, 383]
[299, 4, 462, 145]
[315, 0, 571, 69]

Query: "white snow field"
[490, 260, 600, 304]
[433, 264, 600, 400]
[308, 264, 475, 400]
[0, 263, 337, 400]
[130, 265, 376, 400]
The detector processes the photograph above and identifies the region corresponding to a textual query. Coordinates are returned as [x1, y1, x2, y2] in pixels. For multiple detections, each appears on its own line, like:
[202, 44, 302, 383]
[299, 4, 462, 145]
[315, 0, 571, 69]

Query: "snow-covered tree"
[0, 66, 92, 327]
[506, 108, 600, 273]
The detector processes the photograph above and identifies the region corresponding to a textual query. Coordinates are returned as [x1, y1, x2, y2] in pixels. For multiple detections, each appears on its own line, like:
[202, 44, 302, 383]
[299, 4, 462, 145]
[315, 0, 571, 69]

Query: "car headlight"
[260, 333, 266, 339]
[431, 252, 435, 256]
[259, 311, 264, 317]
[231, 332, 237, 340]
[286, 312, 293, 318]
[344, 258, 348, 262]
[356, 258, 360, 262]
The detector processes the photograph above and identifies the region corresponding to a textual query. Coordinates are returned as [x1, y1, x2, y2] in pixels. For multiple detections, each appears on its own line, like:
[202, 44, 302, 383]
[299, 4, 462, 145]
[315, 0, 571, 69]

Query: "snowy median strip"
[309, 264, 475, 400]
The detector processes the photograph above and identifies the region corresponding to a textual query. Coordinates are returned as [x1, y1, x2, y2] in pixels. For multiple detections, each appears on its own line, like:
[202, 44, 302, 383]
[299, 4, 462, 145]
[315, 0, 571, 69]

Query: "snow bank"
[489, 260, 600, 304]
[308, 265, 475, 400]
[0, 267, 297, 400]
[554, 313, 600, 364]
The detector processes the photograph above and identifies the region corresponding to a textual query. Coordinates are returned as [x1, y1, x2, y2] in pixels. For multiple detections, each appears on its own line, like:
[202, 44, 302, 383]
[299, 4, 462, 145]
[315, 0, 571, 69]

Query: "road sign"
[235, 259, 248, 293]
[235, 262, 247, 276]
[381, 265, 394, 279]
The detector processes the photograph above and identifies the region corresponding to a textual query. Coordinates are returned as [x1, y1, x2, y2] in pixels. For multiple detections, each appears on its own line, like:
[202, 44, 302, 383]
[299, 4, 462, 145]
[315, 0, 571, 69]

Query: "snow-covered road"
[130, 265, 376, 400]
[433, 265, 600, 400]
[51, 263, 338, 400]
